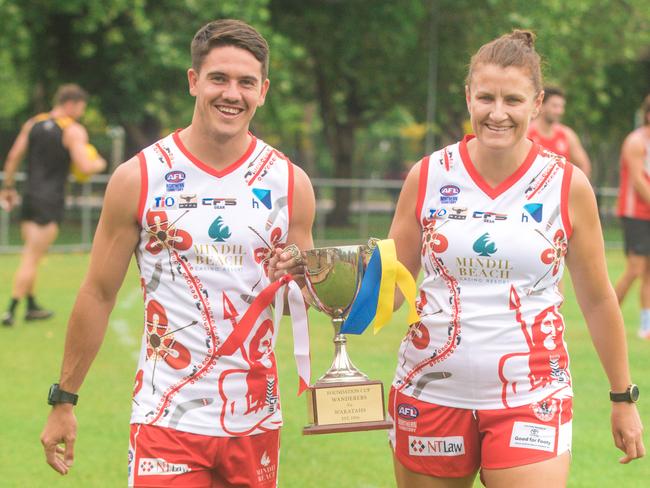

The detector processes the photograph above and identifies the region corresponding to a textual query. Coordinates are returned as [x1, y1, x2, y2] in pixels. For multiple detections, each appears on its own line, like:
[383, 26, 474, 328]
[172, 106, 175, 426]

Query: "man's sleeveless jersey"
[393, 136, 574, 410]
[131, 131, 293, 436]
[25, 114, 72, 205]
[527, 124, 570, 160]
[617, 131, 650, 220]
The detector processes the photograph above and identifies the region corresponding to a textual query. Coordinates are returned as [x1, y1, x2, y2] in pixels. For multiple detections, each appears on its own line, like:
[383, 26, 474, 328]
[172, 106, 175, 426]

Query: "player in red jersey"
[615, 94, 650, 338]
[528, 86, 592, 179]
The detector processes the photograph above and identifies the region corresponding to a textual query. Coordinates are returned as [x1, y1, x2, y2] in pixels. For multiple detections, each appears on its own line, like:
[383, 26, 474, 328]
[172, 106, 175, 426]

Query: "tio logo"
[154, 196, 176, 208]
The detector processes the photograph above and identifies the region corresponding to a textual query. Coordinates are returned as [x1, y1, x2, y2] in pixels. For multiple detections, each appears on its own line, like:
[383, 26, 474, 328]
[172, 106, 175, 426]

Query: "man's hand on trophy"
[268, 244, 307, 286]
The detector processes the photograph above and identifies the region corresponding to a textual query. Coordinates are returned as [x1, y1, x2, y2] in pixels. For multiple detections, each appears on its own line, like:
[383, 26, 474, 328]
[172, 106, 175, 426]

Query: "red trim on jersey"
[459, 135, 539, 200]
[247, 148, 286, 187]
[287, 161, 295, 223]
[560, 162, 573, 239]
[443, 147, 450, 171]
[415, 156, 430, 224]
[155, 142, 172, 168]
[137, 152, 148, 225]
[172, 129, 257, 178]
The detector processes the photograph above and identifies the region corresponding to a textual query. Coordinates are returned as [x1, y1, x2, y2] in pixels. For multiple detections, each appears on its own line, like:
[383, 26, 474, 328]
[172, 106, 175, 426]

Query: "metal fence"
[0, 172, 622, 253]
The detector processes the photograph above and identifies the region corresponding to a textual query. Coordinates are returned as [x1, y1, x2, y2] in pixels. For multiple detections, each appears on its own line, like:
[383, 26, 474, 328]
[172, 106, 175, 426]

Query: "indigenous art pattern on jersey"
[393, 136, 573, 410]
[131, 131, 293, 436]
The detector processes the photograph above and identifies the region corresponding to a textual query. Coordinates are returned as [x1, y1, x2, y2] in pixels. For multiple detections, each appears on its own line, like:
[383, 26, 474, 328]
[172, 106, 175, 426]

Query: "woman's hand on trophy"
[268, 244, 306, 286]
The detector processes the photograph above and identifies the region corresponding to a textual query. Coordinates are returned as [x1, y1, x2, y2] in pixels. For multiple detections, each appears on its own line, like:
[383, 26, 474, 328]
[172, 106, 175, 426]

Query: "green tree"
[269, 0, 427, 224]
[0, 0, 270, 155]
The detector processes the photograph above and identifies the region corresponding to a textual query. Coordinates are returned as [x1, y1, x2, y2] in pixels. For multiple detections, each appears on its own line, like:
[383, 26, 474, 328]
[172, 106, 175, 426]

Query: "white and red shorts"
[128, 424, 280, 487]
[388, 387, 572, 478]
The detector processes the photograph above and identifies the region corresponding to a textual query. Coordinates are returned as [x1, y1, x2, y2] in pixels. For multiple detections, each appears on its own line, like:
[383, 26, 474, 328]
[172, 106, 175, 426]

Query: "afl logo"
[165, 171, 186, 183]
[440, 185, 460, 196]
[397, 403, 419, 419]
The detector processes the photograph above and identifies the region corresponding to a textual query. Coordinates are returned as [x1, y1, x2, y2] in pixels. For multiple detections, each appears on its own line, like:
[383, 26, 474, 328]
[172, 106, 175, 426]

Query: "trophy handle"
[317, 318, 369, 384]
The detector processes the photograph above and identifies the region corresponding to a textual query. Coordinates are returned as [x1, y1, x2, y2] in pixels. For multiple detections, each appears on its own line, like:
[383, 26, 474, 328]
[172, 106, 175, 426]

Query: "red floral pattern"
[253, 226, 285, 276]
[145, 299, 191, 369]
[144, 210, 192, 255]
[421, 219, 448, 256]
[540, 229, 567, 276]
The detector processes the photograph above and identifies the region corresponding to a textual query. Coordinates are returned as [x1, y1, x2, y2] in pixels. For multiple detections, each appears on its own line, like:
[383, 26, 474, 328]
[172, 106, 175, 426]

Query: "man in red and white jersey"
[615, 94, 650, 338]
[528, 86, 592, 179]
[40, 19, 315, 487]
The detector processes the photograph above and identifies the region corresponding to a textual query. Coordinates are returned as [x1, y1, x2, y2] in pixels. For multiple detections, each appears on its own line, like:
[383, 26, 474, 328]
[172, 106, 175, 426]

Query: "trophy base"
[303, 380, 392, 435]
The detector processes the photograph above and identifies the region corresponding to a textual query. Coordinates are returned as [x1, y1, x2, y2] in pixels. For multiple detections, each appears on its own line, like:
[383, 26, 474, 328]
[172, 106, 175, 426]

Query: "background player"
[0, 84, 106, 326]
[528, 85, 592, 179]
[614, 94, 650, 338]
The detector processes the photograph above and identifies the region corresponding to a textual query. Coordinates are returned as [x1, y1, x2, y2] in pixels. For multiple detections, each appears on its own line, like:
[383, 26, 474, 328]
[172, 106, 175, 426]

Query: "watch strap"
[609, 384, 638, 403]
[48, 383, 79, 406]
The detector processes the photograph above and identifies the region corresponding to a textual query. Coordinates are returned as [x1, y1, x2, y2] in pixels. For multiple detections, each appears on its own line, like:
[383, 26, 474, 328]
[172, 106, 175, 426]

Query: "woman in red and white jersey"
[388, 30, 644, 487]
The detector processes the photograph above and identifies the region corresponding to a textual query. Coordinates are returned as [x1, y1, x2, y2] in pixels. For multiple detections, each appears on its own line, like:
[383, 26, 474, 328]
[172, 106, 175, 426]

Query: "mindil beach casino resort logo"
[453, 233, 513, 283]
[256, 450, 276, 483]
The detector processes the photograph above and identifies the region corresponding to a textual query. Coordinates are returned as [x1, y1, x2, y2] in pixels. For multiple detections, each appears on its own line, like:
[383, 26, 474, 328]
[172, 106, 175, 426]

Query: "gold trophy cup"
[301, 242, 392, 434]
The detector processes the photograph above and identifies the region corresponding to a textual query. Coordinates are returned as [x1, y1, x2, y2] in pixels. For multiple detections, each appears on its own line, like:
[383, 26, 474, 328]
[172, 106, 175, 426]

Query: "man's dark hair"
[542, 86, 565, 104]
[54, 84, 88, 105]
[191, 19, 269, 79]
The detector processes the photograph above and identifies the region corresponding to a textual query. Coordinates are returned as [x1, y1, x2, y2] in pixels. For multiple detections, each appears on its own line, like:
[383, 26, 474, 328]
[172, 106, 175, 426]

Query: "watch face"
[630, 384, 640, 402]
[48, 383, 59, 405]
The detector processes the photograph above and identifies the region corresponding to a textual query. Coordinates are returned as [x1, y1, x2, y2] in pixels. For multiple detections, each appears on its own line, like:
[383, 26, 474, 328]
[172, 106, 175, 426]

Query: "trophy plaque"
[301, 242, 392, 435]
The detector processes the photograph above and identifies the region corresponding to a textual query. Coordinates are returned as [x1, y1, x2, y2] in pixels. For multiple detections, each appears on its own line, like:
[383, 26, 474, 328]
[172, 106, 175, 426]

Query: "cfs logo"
[397, 403, 419, 420]
[473, 211, 507, 223]
[202, 197, 237, 209]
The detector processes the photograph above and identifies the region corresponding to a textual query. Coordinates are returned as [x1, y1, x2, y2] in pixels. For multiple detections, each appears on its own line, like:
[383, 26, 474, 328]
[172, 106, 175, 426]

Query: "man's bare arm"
[622, 132, 650, 204]
[566, 126, 592, 180]
[65, 123, 107, 175]
[1, 118, 34, 210]
[40, 156, 141, 475]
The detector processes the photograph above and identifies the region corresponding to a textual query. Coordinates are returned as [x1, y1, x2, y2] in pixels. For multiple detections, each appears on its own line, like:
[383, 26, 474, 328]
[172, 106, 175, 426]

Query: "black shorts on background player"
[621, 217, 650, 256]
[21, 197, 65, 225]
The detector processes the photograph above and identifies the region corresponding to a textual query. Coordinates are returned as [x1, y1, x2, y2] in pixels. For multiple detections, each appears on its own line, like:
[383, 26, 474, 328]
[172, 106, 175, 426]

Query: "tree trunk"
[326, 125, 355, 226]
[122, 115, 162, 159]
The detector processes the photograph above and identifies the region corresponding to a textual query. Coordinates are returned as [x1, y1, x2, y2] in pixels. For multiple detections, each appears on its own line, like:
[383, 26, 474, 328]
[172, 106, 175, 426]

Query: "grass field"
[0, 250, 648, 487]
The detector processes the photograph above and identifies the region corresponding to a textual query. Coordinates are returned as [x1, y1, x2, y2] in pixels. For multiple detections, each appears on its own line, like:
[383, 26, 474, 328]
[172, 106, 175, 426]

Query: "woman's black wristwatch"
[609, 384, 639, 403]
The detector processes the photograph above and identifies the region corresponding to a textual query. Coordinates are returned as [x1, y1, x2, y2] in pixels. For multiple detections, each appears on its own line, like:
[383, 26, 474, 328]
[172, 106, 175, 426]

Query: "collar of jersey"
[172, 129, 257, 178]
[459, 134, 539, 200]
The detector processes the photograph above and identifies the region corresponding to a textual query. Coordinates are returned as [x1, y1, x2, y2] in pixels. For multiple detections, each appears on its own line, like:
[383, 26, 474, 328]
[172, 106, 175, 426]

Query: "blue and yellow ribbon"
[341, 239, 419, 335]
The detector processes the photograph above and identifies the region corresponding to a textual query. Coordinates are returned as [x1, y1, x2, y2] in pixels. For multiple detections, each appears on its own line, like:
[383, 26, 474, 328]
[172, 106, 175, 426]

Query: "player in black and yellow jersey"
[0, 84, 106, 326]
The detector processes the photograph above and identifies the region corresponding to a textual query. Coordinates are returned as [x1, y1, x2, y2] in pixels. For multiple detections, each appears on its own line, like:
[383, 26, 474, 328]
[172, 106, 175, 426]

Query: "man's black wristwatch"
[609, 384, 639, 403]
[47, 383, 79, 406]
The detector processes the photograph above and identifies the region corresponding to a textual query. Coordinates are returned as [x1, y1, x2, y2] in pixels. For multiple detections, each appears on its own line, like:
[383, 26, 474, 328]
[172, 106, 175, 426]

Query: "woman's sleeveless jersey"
[393, 136, 574, 410]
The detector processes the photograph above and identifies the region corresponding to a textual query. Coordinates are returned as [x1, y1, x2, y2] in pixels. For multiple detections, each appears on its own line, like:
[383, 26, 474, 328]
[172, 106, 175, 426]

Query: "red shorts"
[388, 388, 572, 478]
[128, 424, 280, 487]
